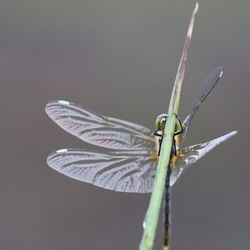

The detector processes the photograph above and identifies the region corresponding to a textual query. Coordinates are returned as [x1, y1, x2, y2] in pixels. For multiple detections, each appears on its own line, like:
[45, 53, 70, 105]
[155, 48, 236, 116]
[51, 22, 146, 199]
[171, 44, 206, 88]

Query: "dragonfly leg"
[173, 113, 184, 136]
[172, 137, 178, 156]
[158, 137, 177, 156]
[154, 128, 162, 137]
[158, 138, 163, 156]
[154, 125, 166, 156]
[171, 113, 184, 155]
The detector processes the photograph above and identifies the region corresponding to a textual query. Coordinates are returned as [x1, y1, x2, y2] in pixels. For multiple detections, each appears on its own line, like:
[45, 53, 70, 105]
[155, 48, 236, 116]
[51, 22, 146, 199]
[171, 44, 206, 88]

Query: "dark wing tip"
[217, 66, 224, 78]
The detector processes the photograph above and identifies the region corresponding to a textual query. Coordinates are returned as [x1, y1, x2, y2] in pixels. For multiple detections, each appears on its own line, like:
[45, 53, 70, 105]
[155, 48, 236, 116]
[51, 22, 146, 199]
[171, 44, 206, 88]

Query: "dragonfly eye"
[155, 113, 168, 130]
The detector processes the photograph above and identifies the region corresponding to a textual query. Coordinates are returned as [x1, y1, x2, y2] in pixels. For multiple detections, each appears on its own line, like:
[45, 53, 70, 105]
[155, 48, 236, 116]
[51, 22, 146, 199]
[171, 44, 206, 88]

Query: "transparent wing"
[179, 66, 224, 144]
[170, 130, 237, 186]
[47, 148, 157, 193]
[45, 100, 155, 150]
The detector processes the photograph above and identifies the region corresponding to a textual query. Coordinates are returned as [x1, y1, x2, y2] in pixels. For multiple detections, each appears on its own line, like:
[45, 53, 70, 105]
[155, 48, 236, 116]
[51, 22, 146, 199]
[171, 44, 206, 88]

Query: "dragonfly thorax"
[154, 113, 169, 156]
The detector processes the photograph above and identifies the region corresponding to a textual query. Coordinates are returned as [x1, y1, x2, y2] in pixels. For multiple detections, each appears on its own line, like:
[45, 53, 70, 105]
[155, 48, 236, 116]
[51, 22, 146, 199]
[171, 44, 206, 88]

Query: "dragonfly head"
[155, 113, 168, 131]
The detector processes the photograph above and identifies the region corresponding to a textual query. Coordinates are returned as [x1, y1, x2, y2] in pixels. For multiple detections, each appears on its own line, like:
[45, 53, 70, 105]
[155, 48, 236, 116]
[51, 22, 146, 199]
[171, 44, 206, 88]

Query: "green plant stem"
[139, 3, 199, 250]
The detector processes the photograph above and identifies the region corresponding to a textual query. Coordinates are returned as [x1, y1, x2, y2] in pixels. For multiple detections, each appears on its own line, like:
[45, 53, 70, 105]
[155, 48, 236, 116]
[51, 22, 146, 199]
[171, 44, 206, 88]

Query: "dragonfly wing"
[47, 148, 157, 193]
[179, 66, 224, 144]
[45, 100, 155, 150]
[170, 130, 237, 186]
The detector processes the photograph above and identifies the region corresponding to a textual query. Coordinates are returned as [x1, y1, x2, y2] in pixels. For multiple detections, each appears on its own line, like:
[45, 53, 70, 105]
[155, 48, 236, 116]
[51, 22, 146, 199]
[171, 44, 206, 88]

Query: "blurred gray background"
[0, 0, 249, 249]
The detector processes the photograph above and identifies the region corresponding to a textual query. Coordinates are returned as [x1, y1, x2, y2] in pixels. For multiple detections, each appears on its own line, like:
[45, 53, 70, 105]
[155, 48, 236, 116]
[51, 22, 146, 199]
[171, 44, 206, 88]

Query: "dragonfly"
[45, 66, 237, 193]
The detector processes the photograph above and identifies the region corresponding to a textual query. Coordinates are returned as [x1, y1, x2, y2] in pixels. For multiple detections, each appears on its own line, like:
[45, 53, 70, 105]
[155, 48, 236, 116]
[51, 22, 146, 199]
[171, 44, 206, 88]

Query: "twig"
[139, 3, 199, 250]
